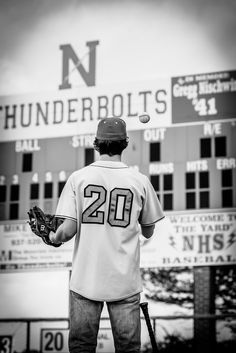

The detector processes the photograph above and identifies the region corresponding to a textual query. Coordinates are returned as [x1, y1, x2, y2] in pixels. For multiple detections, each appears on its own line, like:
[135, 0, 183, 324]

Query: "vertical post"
[194, 266, 216, 353]
[26, 320, 31, 352]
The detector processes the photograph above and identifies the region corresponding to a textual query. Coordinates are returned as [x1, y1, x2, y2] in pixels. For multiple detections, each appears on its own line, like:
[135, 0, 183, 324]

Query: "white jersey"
[56, 160, 164, 301]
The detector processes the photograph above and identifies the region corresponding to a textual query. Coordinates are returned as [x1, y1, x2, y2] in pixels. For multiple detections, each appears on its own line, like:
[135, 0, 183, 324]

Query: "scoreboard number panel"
[31, 171, 67, 183]
[12, 174, 19, 185]
[41, 328, 114, 353]
[0, 335, 12, 353]
[32, 172, 39, 183]
[45, 172, 53, 183]
[59, 170, 67, 181]
[0, 176, 6, 185]
[41, 329, 68, 353]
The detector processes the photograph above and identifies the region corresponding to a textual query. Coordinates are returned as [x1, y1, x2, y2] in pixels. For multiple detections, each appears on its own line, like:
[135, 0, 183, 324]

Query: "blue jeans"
[69, 290, 141, 353]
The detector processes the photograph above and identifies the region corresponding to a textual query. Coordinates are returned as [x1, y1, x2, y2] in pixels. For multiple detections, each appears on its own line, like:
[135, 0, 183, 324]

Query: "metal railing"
[0, 313, 236, 352]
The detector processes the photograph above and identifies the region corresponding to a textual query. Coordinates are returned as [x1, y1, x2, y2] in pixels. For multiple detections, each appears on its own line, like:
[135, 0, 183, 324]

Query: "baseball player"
[49, 117, 164, 353]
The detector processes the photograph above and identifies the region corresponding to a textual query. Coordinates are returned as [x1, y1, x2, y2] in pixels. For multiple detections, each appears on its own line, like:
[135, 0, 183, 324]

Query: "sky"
[0, 0, 235, 96]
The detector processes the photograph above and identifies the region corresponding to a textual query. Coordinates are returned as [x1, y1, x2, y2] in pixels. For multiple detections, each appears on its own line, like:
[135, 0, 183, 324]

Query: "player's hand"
[27, 206, 62, 247]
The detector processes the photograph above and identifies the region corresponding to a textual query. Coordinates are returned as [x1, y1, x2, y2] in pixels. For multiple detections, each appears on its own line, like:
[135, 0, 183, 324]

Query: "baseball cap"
[96, 117, 127, 141]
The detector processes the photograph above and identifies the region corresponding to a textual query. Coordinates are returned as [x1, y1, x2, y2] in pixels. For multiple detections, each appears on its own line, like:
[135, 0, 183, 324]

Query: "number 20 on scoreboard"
[41, 329, 69, 353]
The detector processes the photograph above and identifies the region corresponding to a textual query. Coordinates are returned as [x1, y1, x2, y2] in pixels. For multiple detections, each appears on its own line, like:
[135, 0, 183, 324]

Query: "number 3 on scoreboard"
[0, 336, 12, 353]
[82, 184, 134, 228]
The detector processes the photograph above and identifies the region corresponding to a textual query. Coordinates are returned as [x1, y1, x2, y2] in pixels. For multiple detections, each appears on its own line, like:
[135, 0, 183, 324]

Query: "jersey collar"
[90, 160, 128, 169]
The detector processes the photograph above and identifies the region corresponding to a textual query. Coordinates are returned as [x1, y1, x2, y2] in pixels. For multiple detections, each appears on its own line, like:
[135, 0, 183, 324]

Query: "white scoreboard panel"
[0, 70, 236, 272]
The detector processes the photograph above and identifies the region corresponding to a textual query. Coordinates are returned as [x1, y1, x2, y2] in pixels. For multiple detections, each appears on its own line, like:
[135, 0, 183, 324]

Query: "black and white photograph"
[0, 0, 236, 352]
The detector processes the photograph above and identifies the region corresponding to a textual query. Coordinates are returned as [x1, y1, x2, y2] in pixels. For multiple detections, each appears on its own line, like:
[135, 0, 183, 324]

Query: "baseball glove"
[27, 206, 62, 247]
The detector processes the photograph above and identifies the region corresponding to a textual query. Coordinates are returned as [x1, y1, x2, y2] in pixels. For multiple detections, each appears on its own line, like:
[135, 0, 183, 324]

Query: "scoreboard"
[0, 120, 235, 220]
[0, 69, 236, 269]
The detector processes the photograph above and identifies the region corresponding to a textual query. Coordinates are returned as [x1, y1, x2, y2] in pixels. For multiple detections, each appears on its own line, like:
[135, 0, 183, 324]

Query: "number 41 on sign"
[192, 97, 217, 116]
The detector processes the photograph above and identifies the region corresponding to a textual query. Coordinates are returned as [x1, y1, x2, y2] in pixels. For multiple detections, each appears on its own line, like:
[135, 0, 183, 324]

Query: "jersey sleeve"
[55, 174, 77, 221]
[139, 175, 164, 226]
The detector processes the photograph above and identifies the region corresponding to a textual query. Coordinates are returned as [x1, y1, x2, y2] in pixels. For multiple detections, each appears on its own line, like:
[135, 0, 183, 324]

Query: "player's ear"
[93, 138, 100, 152]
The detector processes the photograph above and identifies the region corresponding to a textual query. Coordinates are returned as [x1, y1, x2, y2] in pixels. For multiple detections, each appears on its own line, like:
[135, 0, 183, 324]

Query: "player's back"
[57, 159, 163, 301]
[75, 160, 148, 233]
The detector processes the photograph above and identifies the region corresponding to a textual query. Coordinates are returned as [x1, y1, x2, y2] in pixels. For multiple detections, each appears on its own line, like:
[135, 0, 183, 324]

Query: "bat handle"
[140, 302, 158, 353]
